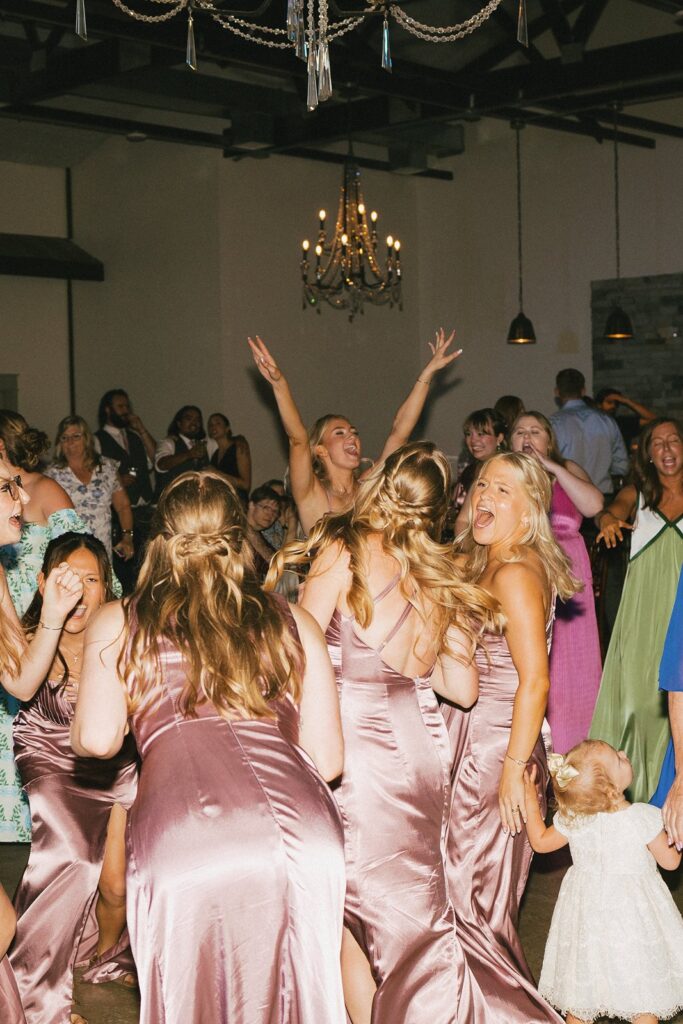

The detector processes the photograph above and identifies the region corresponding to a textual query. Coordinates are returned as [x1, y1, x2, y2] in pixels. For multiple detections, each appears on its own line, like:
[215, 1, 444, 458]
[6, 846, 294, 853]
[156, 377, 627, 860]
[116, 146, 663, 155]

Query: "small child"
[524, 739, 683, 1024]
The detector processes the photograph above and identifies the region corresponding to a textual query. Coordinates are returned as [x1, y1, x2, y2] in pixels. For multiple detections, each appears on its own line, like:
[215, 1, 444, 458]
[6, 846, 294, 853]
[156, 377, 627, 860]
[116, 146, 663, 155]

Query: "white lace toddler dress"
[539, 803, 683, 1022]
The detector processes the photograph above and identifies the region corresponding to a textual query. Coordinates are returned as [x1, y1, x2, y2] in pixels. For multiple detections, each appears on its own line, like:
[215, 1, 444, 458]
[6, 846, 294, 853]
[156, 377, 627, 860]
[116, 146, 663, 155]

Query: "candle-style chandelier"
[300, 158, 401, 320]
[74, 1, 528, 110]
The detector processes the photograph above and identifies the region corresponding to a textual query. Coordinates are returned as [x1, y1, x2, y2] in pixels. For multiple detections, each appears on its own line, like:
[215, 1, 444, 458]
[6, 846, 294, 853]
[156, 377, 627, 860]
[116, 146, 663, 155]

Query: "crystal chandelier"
[74, 1, 527, 109]
[300, 159, 401, 321]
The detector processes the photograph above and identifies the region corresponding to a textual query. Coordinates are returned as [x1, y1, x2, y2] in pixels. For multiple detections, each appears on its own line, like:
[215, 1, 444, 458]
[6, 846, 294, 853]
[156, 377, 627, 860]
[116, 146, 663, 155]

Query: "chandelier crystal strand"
[381, 11, 392, 72]
[317, 0, 332, 101]
[389, 0, 504, 43]
[306, 0, 318, 110]
[75, 0, 87, 39]
[516, 0, 528, 46]
[186, 3, 197, 69]
[110, 0, 187, 25]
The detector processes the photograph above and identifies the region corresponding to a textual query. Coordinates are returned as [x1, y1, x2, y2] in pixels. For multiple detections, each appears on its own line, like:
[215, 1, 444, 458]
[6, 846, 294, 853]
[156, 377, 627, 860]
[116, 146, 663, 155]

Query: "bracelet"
[121, 530, 134, 537]
[506, 753, 528, 767]
[39, 620, 63, 630]
[417, 377, 431, 386]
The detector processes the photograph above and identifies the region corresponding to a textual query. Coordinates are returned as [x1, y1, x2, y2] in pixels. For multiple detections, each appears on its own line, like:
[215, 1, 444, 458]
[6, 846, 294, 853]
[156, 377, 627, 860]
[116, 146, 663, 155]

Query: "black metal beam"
[5, 37, 120, 105]
[572, 0, 610, 45]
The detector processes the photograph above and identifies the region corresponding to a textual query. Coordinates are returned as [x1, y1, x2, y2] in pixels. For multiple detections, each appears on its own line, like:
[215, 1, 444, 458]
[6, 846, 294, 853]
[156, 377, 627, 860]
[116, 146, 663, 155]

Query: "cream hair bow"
[547, 752, 580, 789]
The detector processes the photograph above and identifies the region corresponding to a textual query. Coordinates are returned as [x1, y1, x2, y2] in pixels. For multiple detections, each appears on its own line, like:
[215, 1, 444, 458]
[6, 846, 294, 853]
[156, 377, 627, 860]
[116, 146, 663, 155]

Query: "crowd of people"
[0, 334, 681, 1024]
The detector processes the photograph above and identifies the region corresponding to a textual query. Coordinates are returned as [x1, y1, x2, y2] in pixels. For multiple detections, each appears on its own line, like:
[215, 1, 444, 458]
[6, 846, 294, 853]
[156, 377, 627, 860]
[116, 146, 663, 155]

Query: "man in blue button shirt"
[550, 368, 629, 496]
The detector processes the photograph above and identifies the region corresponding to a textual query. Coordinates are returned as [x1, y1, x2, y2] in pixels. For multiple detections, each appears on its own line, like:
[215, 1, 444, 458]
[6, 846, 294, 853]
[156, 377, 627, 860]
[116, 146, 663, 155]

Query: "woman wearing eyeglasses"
[0, 411, 89, 844]
[46, 417, 135, 566]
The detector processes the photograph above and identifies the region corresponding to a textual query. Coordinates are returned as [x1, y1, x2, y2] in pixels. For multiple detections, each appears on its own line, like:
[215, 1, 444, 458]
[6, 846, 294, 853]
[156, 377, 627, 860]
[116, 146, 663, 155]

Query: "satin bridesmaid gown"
[10, 677, 138, 1024]
[0, 955, 25, 1023]
[326, 577, 462, 1024]
[547, 482, 602, 754]
[442, 616, 564, 1024]
[125, 595, 346, 1024]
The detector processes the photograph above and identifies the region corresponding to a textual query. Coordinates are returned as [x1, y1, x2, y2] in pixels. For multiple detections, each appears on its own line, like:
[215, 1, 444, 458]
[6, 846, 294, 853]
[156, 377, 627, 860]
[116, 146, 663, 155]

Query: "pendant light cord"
[515, 124, 524, 311]
[613, 106, 621, 282]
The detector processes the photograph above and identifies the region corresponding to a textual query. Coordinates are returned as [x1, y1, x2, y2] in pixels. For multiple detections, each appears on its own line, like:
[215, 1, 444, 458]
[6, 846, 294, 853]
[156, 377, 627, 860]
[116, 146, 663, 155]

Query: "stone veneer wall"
[592, 272, 683, 424]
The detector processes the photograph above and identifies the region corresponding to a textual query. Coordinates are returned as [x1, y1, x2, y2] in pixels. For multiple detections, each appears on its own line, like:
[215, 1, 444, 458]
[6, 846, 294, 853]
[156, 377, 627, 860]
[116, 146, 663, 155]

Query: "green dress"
[0, 508, 86, 842]
[589, 494, 683, 802]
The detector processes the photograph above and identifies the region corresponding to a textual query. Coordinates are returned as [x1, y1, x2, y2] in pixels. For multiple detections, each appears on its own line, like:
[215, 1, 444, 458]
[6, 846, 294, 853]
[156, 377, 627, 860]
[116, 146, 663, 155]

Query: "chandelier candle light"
[300, 160, 401, 321]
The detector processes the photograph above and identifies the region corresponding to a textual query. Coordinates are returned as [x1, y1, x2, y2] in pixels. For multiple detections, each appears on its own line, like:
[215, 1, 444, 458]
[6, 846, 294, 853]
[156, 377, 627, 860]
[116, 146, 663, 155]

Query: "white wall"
[1, 114, 682, 480]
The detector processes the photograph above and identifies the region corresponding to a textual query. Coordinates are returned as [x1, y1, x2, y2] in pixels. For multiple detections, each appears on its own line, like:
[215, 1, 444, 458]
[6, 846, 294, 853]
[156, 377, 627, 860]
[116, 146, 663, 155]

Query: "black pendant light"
[604, 107, 634, 340]
[507, 124, 537, 345]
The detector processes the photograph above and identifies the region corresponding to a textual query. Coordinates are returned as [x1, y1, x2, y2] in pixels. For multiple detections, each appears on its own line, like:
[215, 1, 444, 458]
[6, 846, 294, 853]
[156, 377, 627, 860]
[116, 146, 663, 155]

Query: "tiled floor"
[1, 842, 682, 1023]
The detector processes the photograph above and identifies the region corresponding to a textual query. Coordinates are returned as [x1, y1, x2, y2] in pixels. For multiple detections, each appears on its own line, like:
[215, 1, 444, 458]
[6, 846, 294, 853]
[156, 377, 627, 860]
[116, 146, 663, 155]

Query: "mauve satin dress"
[442, 616, 564, 1024]
[326, 578, 461, 1024]
[0, 955, 25, 1023]
[547, 482, 602, 754]
[10, 677, 138, 1024]
[125, 597, 346, 1024]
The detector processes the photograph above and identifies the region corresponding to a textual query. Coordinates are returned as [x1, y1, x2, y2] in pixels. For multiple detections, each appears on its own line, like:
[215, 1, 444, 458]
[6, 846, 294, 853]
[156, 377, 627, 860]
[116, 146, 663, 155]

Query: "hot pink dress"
[125, 596, 346, 1024]
[442, 615, 563, 1023]
[325, 577, 462, 1023]
[10, 677, 138, 1024]
[548, 481, 602, 753]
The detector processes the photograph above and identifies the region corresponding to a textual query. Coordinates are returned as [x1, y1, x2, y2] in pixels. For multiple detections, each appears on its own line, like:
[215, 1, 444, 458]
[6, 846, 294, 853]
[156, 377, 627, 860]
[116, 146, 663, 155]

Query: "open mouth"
[69, 604, 88, 619]
[522, 443, 535, 454]
[473, 507, 494, 529]
[8, 515, 21, 531]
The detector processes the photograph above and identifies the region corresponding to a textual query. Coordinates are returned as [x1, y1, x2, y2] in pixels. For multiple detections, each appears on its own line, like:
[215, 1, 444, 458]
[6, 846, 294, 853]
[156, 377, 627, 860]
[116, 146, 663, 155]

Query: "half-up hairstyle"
[0, 410, 49, 472]
[268, 441, 503, 660]
[456, 451, 579, 602]
[634, 417, 683, 511]
[23, 532, 114, 685]
[551, 740, 623, 820]
[121, 469, 304, 720]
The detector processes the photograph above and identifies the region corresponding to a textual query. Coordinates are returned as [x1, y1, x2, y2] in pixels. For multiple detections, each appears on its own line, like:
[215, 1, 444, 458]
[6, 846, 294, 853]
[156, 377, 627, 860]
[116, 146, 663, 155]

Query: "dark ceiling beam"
[4, 37, 120, 105]
[571, 0, 610, 44]
[493, 105, 655, 146]
[276, 146, 453, 181]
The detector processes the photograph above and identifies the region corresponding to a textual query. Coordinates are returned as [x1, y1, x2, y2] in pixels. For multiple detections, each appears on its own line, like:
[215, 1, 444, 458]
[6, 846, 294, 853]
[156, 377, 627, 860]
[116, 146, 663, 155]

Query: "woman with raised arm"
[447, 451, 579, 1023]
[269, 441, 501, 1024]
[248, 330, 461, 535]
[7, 533, 137, 1024]
[590, 417, 683, 802]
[71, 469, 346, 1024]
[509, 411, 603, 753]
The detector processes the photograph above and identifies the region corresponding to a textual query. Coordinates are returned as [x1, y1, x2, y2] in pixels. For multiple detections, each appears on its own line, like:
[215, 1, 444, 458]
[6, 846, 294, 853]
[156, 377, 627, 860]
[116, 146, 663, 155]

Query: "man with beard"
[96, 388, 157, 591]
[154, 405, 212, 493]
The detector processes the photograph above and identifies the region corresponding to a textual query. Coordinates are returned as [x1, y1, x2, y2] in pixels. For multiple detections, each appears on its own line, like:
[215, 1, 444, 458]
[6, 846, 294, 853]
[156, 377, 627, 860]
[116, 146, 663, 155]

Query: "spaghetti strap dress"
[547, 480, 602, 754]
[125, 594, 346, 1024]
[10, 676, 138, 1024]
[325, 577, 462, 1024]
[590, 494, 683, 801]
[442, 609, 563, 1024]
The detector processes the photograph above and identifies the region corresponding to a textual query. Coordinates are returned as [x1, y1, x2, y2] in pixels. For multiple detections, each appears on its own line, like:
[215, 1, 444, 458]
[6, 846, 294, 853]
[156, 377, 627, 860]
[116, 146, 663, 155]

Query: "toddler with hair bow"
[523, 739, 683, 1024]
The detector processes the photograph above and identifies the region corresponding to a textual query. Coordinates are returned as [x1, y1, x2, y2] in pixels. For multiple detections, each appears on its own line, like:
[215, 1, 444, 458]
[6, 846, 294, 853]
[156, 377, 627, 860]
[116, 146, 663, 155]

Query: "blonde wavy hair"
[267, 441, 503, 659]
[456, 451, 579, 602]
[120, 469, 303, 720]
[551, 740, 623, 820]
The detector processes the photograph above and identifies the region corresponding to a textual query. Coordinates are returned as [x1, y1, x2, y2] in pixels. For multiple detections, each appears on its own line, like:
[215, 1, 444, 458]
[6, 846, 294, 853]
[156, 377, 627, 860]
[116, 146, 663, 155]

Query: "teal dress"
[0, 508, 86, 842]
[590, 495, 683, 802]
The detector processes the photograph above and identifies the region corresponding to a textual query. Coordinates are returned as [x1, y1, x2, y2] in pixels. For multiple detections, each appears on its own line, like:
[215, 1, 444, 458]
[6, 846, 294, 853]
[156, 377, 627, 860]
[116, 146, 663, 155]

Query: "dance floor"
[2, 843, 682, 1023]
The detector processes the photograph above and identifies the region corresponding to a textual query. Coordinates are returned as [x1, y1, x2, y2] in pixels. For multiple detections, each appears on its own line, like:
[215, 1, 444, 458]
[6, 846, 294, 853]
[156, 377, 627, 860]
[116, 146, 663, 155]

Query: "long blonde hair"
[456, 451, 579, 601]
[268, 441, 503, 658]
[120, 470, 303, 720]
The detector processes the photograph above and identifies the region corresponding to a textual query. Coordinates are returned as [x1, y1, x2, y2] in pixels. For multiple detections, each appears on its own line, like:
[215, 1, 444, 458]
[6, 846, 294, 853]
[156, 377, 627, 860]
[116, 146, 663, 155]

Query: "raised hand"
[41, 562, 84, 628]
[248, 336, 283, 385]
[420, 328, 463, 382]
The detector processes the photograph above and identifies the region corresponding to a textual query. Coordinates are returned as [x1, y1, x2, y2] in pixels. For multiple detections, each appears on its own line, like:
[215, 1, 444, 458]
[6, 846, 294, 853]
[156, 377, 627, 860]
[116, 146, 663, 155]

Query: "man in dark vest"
[154, 405, 211, 495]
[96, 388, 157, 593]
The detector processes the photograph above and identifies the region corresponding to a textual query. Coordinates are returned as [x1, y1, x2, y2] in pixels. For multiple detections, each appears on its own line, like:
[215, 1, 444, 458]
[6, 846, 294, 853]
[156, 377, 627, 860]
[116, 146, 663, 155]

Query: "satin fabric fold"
[326, 608, 462, 1024]
[0, 955, 25, 1023]
[10, 678, 138, 1024]
[443, 619, 563, 1024]
[125, 597, 346, 1024]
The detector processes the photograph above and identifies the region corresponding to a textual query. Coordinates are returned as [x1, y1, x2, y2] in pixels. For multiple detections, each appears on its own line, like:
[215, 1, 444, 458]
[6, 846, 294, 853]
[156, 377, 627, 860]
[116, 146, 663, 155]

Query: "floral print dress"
[46, 459, 120, 560]
[0, 508, 87, 842]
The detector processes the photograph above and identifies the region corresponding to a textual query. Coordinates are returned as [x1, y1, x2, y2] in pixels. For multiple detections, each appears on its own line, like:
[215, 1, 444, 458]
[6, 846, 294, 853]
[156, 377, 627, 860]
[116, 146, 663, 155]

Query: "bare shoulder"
[489, 556, 546, 606]
[85, 600, 125, 644]
[310, 538, 351, 575]
[34, 475, 74, 516]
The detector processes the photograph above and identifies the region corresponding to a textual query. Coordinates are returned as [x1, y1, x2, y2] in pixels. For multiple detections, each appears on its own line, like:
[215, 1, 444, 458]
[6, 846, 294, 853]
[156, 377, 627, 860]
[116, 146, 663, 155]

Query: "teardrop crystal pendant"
[75, 0, 87, 41]
[317, 38, 332, 102]
[186, 9, 197, 70]
[381, 15, 392, 73]
[307, 42, 318, 111]
[516, 0, 528, 46]
[286, 0, 298, 41]
[295, 14, 307, 61]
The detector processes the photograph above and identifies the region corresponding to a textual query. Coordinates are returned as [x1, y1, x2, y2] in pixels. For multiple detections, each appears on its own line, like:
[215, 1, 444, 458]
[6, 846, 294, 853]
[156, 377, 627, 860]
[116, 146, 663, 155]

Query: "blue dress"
[650, 568, 683, 808]
[0, 508, 86, 842]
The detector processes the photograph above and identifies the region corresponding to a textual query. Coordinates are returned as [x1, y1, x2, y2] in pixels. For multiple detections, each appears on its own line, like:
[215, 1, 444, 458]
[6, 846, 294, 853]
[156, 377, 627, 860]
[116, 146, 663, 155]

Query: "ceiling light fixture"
[507, 124, 536, 345]
[604, 105, 634, 341]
